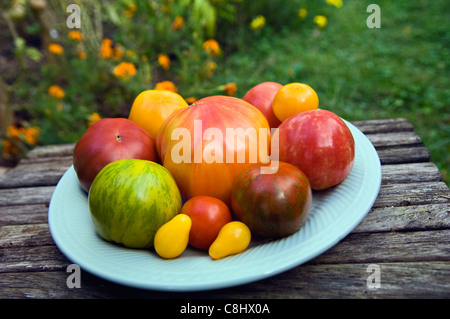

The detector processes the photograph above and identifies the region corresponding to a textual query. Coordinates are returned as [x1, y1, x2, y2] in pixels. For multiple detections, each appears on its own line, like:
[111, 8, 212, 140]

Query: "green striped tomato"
[88, 159, 182, 249]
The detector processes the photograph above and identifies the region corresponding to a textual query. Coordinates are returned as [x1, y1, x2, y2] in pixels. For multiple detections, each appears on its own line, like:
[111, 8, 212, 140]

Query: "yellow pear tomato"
[208, 221, 251, 260]
[154, 214, 192, 259]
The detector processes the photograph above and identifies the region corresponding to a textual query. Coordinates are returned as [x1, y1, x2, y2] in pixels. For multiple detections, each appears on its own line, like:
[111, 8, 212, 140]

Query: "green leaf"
[193, 0, 217, 37]
[24, 47, 43, 62]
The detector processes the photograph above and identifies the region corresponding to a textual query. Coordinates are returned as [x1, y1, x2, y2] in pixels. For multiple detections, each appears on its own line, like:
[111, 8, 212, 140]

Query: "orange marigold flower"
[125, 3, 137, 18]
[114, 45, 124, 60]
[113, 62, 137, 80]
[155, 81, 178, 93]
[2, 140, 19, 156]
[172, 16, 185, 30]
[158, 53, 171, 70]
[22, 127, 40, 146]
[185, 97, 197, 104]
[88, 112, 102, 127]
[68, 30, 83, 41]
[7, 125, 21, 138]
[224, 82, 237, 96]
[48, 85, 65, 99]
[77, 51, 87, 59]
[202, 39, 221, 57]
[99, 38, 114, 59]
[48, 43, 64, 55]
[125, 10, 134, 18]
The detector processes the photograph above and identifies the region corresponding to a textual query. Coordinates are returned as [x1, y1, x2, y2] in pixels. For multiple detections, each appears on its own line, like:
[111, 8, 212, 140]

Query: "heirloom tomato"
[156, 95, 271, 206]
[154, 214, 192, 259]
[73, 118, 158, 193]
[128, 90, 188, 138]
[231, 161, 312, 238]
[243, 82, 283, 129]
[180, 196, 232, 250]
[272, 82, 319, 122]
[274, 109, 355, 190]
[209, 221, 251, 260]
[88, 159, 182, 249]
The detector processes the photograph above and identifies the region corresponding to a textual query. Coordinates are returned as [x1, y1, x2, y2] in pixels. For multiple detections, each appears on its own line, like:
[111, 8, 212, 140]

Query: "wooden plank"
[0, 224, 53, 248]
[0, 146, 434, 188]
[311, 229, 450, 265]
[354, 203, 450, 233]
[0, 157, 72, 188]
[3, 225, 448, 274]
[0, 245, 69, 273]
[1, 261, 449, 298]
[352, 118, 414, 134]
[227, 261, 450, 299]
[0, 204, 49, 225]
[26, 144, 75, 159]
[381, 163, 443, 184]
[376, 144, 430, 164]
[0, 186, 55, 206]
[365, 131, 423, 148]
[373, 181, 450, 208]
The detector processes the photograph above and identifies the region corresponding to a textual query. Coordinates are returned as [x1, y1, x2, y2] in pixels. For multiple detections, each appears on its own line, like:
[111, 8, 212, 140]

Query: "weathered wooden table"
[1, 118, 449, 300]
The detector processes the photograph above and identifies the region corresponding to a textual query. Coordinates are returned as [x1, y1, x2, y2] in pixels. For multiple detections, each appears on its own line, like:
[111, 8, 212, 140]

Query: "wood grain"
[1, 118, 449, 299]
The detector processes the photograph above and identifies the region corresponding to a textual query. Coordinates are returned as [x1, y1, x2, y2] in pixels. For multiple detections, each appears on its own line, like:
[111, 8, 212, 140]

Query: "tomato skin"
[274, 109, 355, 190]
[154, 214, 192, 259]
[88, 159, 182, 249]
[156, 95, 271, 206]
[180, 196, 232, 250]
[208, 221, 251, 260]
[73, 118, 158, 193]
[272, 83, 319, 122]
[243, 82, 283, 129]
[231, 162, 312, 238]
[128, 90, 188, 139]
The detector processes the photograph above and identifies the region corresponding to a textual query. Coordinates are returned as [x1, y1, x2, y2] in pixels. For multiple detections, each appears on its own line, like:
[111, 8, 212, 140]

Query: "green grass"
[202, 0, 450, 185]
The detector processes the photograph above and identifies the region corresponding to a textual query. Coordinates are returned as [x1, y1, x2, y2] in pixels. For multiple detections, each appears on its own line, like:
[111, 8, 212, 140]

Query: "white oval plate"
[48, 120, 381, 292]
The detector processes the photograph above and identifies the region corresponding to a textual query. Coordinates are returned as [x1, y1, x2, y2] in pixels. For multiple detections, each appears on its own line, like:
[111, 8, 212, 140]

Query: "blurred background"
[0, 0, 448, 185]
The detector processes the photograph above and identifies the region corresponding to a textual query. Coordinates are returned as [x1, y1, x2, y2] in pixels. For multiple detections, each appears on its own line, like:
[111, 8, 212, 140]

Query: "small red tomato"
[180, 196, 232, 250]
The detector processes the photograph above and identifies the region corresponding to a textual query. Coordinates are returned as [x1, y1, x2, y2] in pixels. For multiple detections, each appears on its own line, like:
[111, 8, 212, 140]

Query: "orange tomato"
[272, 83, 319, 122]
[156, 96, 270, 206]
[128, 90, 188, 138]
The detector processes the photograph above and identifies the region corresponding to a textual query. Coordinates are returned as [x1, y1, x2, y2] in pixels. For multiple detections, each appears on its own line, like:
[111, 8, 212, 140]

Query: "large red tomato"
[242, 82, 283, 129]
[73, 118, 158, 192]
[231, 161, 312, 238]
[156, 95, 271, 206]
[180, 196, 232, 250]
[274, 109, 355, 190]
